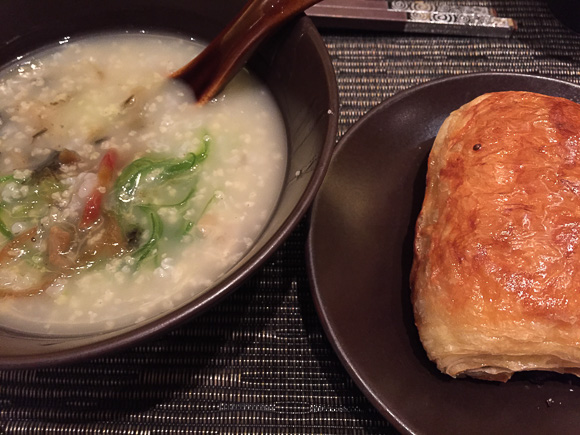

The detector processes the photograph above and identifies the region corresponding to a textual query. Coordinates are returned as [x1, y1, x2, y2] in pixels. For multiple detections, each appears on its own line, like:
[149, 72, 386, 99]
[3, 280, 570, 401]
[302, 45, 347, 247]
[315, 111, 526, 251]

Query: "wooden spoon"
[170, 0, 323, 105]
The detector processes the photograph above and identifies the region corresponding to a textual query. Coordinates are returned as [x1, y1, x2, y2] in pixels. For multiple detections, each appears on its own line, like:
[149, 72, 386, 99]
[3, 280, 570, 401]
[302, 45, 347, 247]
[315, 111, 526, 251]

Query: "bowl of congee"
[0, 0, 337, 367]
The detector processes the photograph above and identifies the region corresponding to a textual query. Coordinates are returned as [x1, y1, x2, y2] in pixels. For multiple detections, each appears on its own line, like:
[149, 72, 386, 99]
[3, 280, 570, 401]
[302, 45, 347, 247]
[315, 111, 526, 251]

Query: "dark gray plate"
[307, 73, 580, 435]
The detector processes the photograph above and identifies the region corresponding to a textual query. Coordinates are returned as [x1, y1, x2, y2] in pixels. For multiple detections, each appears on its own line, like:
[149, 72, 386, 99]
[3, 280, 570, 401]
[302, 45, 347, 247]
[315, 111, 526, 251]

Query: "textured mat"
[327, 0, 580, 136]
[2, 0, 580, 433]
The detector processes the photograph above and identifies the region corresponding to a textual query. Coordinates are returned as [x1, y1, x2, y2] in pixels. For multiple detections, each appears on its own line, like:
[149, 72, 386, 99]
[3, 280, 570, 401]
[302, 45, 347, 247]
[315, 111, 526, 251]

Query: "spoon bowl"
[171, 0, 323, 104]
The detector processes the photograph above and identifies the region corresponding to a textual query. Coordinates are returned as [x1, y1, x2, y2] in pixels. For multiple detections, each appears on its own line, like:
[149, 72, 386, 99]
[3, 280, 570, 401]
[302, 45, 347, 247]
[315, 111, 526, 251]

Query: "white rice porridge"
[0, 33, 287, 334]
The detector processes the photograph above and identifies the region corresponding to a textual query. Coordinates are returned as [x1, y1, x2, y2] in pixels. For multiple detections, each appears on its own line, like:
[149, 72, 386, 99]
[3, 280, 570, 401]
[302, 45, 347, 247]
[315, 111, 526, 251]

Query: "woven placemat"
[328, 0, 580, 137]
[2, 1, 580, 433]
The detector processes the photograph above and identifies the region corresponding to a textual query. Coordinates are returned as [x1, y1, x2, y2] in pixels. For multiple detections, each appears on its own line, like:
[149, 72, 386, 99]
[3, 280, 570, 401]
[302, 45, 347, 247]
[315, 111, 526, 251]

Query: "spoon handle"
[170, 0, 322, 105]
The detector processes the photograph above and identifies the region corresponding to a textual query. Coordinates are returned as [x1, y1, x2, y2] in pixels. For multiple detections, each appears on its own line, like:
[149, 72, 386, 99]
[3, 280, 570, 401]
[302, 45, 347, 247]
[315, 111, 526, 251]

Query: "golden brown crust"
[411, 91, 580, 381]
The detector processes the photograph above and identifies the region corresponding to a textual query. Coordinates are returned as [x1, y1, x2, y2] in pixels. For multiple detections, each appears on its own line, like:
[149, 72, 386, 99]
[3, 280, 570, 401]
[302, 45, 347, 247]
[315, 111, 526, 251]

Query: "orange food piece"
[79, 149, 118, 230]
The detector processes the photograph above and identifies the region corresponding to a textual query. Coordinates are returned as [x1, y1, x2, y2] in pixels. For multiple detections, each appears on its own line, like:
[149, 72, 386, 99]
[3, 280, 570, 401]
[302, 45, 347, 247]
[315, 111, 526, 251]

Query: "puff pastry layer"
[411, 91, 580, 382]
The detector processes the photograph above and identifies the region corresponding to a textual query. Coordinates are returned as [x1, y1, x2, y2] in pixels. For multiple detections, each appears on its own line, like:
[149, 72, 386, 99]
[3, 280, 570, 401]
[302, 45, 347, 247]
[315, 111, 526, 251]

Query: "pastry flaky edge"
[410, 91, 580, 382]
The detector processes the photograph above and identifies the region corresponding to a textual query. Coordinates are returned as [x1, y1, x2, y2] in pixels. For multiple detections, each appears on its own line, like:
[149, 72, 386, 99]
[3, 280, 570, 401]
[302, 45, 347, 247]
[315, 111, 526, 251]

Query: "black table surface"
[2, 0, 580, 433]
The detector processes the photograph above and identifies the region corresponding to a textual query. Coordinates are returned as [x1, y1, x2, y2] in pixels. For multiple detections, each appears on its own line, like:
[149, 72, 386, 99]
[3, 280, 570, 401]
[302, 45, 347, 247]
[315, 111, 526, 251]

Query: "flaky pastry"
[411, 91, 580, 382]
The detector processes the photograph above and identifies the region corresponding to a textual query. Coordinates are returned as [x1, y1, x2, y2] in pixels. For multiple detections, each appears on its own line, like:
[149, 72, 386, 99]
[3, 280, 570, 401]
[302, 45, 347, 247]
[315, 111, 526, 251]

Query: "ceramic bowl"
[0, 0, 338, 368]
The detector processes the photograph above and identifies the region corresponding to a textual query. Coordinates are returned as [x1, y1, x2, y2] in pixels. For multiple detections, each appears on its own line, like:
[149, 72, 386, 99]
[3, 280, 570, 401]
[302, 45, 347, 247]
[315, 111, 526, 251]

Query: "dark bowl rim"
[0, 14, 338, 369]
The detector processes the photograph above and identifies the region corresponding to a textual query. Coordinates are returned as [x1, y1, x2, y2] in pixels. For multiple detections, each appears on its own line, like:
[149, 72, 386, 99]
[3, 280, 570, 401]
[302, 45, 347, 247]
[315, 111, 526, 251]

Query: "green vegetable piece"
[157, 152, 197, 181]
[115, 158, 156, 204]
[0, 175, 15, 184]
[0, 172, 63, 240]
[132, 208, 163, 267]
[0, 175, 16, 238]
[0, 213, 12, 238]
[111, 131, 212, 267]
